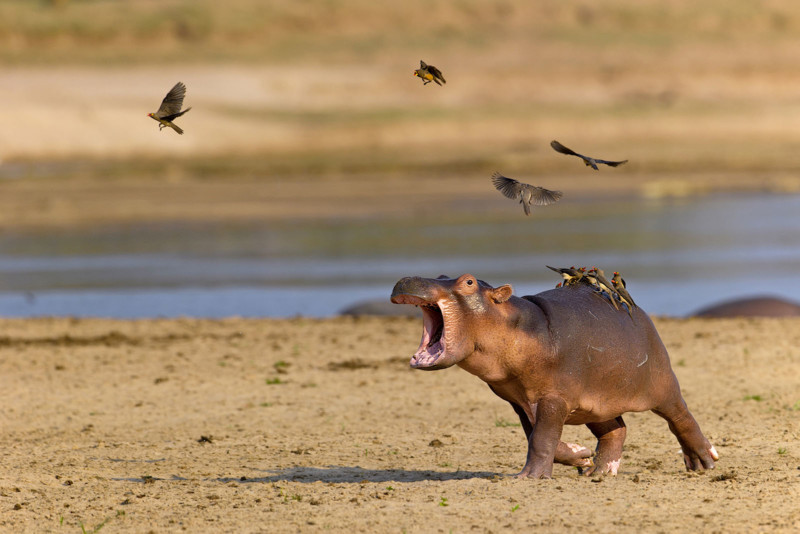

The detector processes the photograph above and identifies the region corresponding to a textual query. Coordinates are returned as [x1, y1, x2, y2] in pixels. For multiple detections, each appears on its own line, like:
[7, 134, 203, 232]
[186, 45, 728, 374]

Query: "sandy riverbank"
[1, 315, 798, 532]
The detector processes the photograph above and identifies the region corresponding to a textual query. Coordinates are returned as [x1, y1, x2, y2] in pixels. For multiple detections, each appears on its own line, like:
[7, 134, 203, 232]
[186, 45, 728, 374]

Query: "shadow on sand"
[218, 466, 499, 484]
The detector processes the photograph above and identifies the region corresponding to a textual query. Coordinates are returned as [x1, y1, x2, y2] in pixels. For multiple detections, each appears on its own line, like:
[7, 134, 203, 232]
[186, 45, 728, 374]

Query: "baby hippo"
[391, 274, 718, 478]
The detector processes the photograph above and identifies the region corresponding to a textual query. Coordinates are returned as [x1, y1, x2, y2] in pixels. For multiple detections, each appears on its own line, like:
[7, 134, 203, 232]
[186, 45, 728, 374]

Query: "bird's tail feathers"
[170, 123, 184, 135]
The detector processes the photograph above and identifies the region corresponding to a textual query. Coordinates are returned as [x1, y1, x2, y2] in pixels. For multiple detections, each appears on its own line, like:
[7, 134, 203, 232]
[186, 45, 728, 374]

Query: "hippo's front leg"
[517, 397, 570, 479]
[507, 400, 593, 470]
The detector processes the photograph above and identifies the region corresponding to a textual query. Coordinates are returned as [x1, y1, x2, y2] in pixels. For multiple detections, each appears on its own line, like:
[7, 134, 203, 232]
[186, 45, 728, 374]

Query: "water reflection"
[1, 193, 799, 317]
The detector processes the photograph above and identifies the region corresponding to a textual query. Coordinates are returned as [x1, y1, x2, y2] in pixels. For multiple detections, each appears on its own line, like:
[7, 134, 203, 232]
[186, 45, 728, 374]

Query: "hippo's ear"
[436, 274, 450, 280]
[491, 284, 513, 303]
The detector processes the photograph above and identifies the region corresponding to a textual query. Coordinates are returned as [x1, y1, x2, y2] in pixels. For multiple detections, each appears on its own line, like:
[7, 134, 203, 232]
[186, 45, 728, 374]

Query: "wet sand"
[1, 315, 798, 532]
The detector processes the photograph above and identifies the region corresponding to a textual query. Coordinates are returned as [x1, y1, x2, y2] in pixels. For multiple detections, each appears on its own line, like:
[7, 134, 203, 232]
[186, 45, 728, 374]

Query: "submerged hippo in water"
[390, 274, 718, 478]
[692, 296, 800, 318]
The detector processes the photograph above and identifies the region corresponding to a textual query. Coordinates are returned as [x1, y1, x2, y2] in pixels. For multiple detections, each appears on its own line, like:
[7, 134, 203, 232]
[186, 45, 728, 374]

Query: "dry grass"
[3, 1, 800, 223]
[3, 1, 800, 64]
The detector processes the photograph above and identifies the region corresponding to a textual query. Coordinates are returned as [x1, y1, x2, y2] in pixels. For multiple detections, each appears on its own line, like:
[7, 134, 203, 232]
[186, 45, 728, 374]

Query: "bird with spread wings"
[148, 82, 192, 135]
[550, 140, 627, 170]
[491, 172, 563, 216]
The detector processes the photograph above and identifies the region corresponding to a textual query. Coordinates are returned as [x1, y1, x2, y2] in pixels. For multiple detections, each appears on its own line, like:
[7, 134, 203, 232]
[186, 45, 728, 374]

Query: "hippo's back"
[522, 283, 676, 414]
[525, 284, 669, 367]
[522, 283, 653, 339]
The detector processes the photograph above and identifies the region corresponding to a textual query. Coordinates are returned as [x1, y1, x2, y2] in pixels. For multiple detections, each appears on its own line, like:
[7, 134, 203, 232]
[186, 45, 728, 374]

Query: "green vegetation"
[495, 417, 522, 428]
[79, 517, 110, 534]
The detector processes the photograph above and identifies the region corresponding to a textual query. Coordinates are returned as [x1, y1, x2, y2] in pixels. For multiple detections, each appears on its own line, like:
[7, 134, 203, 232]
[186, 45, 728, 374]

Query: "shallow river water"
[1, 193, 799, 318]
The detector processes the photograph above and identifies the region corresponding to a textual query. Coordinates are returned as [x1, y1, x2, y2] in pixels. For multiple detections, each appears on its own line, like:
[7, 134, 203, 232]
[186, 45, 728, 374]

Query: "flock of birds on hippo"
[548, 265, 637, 317]
[146, 61, 718, 479]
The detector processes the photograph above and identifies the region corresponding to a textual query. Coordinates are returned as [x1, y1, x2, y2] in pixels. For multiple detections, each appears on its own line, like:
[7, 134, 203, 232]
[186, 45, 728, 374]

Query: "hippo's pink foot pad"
[590, 458, 621, 476]
[556, 442, 594, 468]
[581, 451, 622, 476]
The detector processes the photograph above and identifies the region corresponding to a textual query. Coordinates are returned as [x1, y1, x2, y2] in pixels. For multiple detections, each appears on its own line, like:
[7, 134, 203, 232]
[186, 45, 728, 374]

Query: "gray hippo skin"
[693, 296, 800, 318]
[391, 274, 718, 479]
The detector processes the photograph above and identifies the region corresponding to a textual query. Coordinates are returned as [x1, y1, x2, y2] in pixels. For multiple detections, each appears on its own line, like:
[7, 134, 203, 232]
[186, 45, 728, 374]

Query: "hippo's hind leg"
[506, 397, 593, 470]
[652, 396, 718, 471]
[583, 416, 626, 476]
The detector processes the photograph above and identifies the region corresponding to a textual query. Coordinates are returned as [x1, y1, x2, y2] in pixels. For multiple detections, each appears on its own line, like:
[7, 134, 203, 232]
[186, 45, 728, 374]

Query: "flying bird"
[491, 172, 563, 216]
[550, 140, 627, 170]
[148, 82, 192, 135]
[413, 61, 446, 86]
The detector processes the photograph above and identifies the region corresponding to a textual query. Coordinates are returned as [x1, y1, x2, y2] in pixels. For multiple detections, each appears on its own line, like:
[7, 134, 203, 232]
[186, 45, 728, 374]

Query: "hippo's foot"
[582, 417, 626, 476]
[555, 441, 594, 469]
[512, 442, 594, 478]
[583, 456, 621, 476]
[654, 400, 718, 471]
[514, 464, 553, 479]
[682, 443, 719, 471]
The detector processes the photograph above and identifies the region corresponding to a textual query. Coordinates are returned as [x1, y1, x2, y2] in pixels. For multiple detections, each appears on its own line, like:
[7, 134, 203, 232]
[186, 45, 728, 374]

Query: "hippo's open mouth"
[391, 294, 448, 368]
[414, 303, 446, 368]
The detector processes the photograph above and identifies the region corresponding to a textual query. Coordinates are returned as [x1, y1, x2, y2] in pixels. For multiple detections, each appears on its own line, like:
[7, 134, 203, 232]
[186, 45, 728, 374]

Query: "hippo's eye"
[466, 279, 473, 286]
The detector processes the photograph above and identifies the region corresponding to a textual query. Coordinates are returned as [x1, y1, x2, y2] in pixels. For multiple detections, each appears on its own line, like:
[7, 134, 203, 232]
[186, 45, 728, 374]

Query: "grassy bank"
[3, 1, 800, 65]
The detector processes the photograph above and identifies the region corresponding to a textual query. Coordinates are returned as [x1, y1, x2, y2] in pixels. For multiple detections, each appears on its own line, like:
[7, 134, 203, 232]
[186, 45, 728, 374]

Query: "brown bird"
[491, 172, 563, 216]
[574, 266, 587, 284]
[612, 271, 637, 309]
[588, 268, 620, 310]
[550, 140, 627, 170]
[547, 265, 579, 286]
[148, 82, 191, 135]
[612, 282, 635, 317]
[413, 60, 446, 86]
